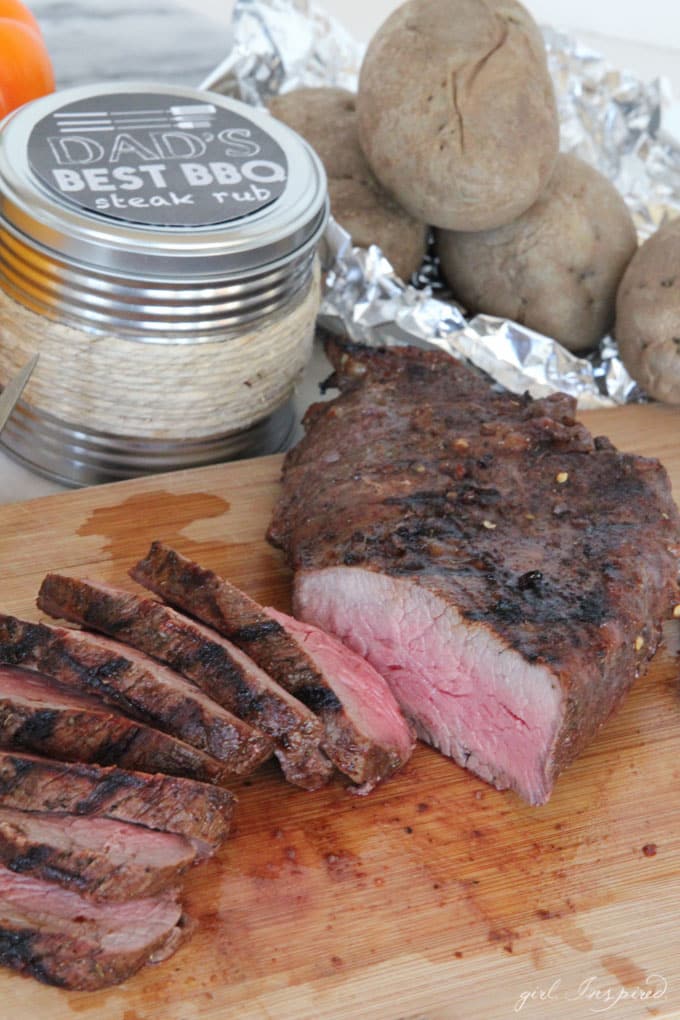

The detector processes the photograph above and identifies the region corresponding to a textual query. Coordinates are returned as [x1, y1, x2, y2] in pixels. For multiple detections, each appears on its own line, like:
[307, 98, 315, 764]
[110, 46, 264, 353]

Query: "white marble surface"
[188, 0, 680, 56]
[32, 0, 229, 89]
[0, 1, 678, 505]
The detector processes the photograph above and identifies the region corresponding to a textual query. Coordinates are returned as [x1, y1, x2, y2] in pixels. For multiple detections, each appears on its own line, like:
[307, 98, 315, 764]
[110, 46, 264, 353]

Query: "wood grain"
[0, 402, 679, 1019]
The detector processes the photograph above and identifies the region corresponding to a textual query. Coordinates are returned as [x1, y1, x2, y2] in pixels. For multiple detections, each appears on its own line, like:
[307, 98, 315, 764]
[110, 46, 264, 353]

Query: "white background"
[185, 0, 680, 91]
[185, 0, 680, 46]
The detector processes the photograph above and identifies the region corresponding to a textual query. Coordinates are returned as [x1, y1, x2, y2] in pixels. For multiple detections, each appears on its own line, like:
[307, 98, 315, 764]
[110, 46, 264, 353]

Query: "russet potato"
[615, 219, 680, 403]
[436, 154, 637, 352]
[356, 0, 559, 231]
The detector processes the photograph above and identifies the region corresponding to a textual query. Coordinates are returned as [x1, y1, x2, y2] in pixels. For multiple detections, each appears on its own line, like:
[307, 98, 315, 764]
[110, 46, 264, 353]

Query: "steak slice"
[0, 807, 195, 901]
[131, 543, 415, 788]
[0, 865, 187, 989]
[37, 575, 331, 792]
[0, 614, 272, 776]
[270, 340, 680, 805]
[0, 751, 233, 858]
[0, 664, 229, 785]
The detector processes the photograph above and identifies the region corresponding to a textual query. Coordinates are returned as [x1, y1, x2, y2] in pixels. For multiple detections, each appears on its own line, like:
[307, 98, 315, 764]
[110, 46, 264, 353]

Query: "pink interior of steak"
[294, 567, 565, 804]
[0, 808, 195, 872]
[266, 607, 414, 761]
[0, 865, 182, 949]
[0, 664, 116, 713]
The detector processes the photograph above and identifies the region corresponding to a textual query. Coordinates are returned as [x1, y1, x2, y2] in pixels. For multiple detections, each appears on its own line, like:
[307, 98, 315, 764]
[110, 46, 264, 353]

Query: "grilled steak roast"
[0, 752, 233, 857]
[0, 807, 195, 901]
[0, 865, 187, 989]
[132, 543, 415, 789]
[0, 614, 272, 776]
[269, 340, 680, 804]
[0, 664, 229, 785]
[37, 576, 331, 791]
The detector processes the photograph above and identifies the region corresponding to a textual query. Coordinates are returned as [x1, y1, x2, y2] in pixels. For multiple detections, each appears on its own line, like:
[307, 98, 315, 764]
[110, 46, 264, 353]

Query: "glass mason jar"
[0, 82, 328, 485]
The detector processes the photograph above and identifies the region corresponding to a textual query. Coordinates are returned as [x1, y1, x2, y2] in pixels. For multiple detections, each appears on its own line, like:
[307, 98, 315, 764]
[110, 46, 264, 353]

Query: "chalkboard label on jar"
[27, 91, 289, 228]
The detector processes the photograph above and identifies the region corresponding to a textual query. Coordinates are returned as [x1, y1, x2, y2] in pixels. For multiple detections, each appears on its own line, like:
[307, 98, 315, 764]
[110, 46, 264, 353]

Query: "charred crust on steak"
[294, 685, 343, 714]
[7, 851, 84, 892]
[0, 929, 57, 987]
[271, 339, 680, 800]
[189, 640, 263, 718]
[517, 570, 544, 592]
[12, 709, 59, 745]
[0, 755, 33, 790]
[74, 730, 140, 768]
[0, 616, 132, 698]
[73, 769, 145, 815]
[232, 621, 284, 642]
[0, 617, 45, 666]
[4, 845, 53, 875]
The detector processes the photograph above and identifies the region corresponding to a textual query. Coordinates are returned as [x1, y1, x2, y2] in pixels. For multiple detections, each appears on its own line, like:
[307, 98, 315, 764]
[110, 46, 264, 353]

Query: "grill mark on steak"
[36, 577, 331, 792]
[0, 751, 233, 858]
[10, 856, 86, 891]
[0, 808, 195, 901]
[0, 866, 188, 989]
[296, 685, 345, 713]
[0, 614, 272, 776]
[131, 547, 344, 725]
[0, 664, 229, 785]
[232, 620, 284, 642]
[14, 709, 56, 744]
[131, 543, 414, 788]
[270, 339, 680, 804]
[0, 928, 55, 986]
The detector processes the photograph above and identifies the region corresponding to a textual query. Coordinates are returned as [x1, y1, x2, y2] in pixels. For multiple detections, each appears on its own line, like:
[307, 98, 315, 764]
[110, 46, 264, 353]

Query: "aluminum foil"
[545, 27, 680, 241]
[205, 0, 680, 409]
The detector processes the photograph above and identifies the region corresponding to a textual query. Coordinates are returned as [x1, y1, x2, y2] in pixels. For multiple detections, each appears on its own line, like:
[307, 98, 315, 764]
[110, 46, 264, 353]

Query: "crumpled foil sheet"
[205, 0, 680, 409]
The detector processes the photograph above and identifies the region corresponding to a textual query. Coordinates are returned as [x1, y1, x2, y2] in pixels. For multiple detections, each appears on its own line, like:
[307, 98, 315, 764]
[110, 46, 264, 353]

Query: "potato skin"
[269, 88, 366, 180]
[327, 177, 427, 282]
[356, 0, 559, 231]
[269, 88, 427, 281]
[436, 154, 638, 352]
[615, 219, 680, 403]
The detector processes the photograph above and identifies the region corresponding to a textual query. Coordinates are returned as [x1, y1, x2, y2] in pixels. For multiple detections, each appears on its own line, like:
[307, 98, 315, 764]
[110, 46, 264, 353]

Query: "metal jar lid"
[0, 81, 328, 337]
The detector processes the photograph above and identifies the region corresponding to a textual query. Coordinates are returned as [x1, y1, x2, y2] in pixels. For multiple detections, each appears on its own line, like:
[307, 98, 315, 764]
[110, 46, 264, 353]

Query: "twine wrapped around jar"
[0, 263, 320, 441]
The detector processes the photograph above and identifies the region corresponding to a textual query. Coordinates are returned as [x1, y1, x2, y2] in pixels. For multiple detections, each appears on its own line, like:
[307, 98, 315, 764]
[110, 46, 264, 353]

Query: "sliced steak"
[265, 608, 414, 789]
[0, 614, 272, 776]
[0, 807, 195, 901]
[0, 865, 187, 989]
[132, 543, 415, 788]
[0, 751, 233, 858]
[270, 340, 680, 805]
[0, 664, 229, 785]
[37, 575, 331, 791]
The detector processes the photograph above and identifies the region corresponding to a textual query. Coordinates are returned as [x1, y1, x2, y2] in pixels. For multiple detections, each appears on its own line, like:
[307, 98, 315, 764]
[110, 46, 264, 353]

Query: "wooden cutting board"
[1, 402, 680, 1020]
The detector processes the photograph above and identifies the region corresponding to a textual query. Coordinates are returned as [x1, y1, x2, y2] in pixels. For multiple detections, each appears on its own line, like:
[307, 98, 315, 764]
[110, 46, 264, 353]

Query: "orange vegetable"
[0, 0, 54, 120]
